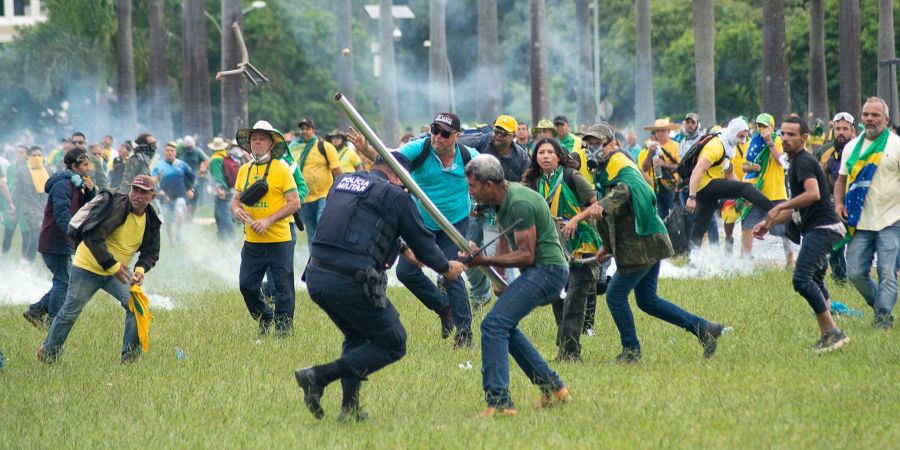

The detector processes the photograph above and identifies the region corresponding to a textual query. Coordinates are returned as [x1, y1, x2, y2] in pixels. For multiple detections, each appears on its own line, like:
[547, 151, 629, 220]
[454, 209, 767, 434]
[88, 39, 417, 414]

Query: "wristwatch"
[688, 194, 697, 200]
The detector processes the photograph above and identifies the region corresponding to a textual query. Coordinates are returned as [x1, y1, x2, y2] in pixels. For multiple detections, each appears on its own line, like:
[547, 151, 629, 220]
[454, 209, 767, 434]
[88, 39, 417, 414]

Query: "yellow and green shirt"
[289, 137, 341, 203]
[234, 160, 298, 243]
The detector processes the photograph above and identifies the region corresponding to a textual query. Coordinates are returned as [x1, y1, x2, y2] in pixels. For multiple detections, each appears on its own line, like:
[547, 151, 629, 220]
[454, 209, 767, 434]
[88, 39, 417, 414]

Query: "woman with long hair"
[522, 137, 602, 362]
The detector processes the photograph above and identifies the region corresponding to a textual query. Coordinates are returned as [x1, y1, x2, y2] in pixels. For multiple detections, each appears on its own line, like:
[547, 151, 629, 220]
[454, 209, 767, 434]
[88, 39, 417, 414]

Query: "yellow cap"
[493, 115, 518, 133]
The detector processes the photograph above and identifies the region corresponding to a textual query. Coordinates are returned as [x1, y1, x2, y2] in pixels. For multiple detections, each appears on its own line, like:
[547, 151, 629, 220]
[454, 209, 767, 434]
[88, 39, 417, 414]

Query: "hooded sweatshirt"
[39, 170, 96, 255]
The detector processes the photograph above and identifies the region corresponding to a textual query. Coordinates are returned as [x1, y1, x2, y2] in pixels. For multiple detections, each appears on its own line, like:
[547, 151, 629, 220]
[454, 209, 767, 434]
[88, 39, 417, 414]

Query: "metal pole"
[334, 92, 507, 288]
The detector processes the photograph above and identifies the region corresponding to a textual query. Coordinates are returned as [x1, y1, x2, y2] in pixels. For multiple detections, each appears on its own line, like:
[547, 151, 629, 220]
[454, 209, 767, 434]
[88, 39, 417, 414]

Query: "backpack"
[68, 190, 115, 244]
[676, 133, 723, 187]
[663, 200, 690, 255]
[410, 138, 473, 171]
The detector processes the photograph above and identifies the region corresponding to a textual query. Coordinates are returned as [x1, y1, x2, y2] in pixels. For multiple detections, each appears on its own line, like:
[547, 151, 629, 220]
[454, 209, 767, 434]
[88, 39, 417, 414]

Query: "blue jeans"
[606, 261, 707, 352]
[846, 221, 900, 317]
[792, 228, 840, 314]
[397, 218, 472, 337]
[465, 214, 518, 304]
[656, 190, 675, 219]
[36, 253, 73, 319]
[481, 264, 568, 408]
[239, 240, 295, 329]
[301, 198, 327, 242]
[214, 192, 235, 240]
[42, 267, 139, 361]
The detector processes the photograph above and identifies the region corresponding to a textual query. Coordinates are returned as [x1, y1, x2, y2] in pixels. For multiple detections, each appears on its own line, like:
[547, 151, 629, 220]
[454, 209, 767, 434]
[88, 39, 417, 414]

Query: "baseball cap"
[129, 174, 156, 191]
[755, 113, 775, 128]
[431, 112, 461, 132]
[832, 112, 854, 124]
[582, 122, 615, 142]
[684, 112, 699, 122]
[297, 118, 316, 129]
[493, 115, 518, 133]
[374, 151, 411, 171]
[553, 115, 569, 125]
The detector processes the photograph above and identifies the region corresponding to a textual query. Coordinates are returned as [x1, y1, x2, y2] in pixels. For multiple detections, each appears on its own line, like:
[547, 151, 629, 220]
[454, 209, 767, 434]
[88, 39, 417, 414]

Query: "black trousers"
[238, 240, 295, 327]
[792, 228, 840, 314]
[690, 179, 774, 248]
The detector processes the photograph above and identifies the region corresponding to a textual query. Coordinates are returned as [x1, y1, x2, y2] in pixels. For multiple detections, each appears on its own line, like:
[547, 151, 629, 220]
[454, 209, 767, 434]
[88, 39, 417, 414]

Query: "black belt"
[308, 257, 368, 282]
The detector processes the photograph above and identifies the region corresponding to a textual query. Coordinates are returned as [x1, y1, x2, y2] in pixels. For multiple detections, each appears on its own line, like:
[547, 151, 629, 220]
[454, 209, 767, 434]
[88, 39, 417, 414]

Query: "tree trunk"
[838, 0, 861, 120]
[575, 0, 595, 126]
[181, 0, 213, 142]
[115, 0, 138, 136]
[428, 0, 451, 114]
[149, 0, 173, 142]
[336, 0, 355, 129]
[761, 0, 789, 122]
[378, 0, 398, 144]
[476, 0, 501, 124]
[808, 0, 829, 123]
[877, 0, 898, 127]
[221, 0, 247, 140]
[693, 0, 716, 127]
[634, 0, 654, 140]
[530, 0, 549, 124]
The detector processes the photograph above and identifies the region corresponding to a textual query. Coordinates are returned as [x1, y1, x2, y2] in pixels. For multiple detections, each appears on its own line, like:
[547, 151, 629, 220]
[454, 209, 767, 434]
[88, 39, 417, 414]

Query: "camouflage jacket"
[595, 183, 674, 273]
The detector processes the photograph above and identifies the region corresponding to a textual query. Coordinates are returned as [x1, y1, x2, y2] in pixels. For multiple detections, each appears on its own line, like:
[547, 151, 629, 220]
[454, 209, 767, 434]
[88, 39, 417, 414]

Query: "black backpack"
[675, 133, 723, 186]
[410, 138, 473, 171]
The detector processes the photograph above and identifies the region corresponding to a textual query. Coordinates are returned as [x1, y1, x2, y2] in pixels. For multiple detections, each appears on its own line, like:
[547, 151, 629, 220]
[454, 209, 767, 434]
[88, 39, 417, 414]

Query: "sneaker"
[439, 307, 454, 339]
[539, 387, 572, 408]
[811, 328, 849, 353]
[453, 333, 474, 350]
[294, 367, 326, 419]
[337, 406, 370, 423]
[699, 322, 725, 358]
[614, 349, 642, 364]
[478, 406, 518, 418]
[873, 313, 894, 329]
[23, 308, 46, 329]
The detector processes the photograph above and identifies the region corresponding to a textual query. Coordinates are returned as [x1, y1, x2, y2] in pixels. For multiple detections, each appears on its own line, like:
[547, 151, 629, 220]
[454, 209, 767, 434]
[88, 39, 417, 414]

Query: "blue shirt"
[151, 158, 194, 199]
[399, 138, 479, 231]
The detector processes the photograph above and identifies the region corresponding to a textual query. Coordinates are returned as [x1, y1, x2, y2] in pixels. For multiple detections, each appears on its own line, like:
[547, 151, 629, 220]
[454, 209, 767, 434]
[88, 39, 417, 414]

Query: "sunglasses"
[430, 124, 456, 139]
[493, 127, 511, 137]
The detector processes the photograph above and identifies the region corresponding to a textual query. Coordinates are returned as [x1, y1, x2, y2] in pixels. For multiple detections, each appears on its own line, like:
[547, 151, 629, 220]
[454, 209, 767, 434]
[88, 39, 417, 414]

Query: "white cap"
[183, 135, 196, 147]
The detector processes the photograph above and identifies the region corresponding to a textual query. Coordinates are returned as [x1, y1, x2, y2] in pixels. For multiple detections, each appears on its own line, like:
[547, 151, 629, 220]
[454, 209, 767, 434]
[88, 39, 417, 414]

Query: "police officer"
[295, 152, 465, 423]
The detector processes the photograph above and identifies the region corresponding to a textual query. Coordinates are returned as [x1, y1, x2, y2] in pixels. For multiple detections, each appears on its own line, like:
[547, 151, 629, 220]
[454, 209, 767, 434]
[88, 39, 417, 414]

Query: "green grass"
[2, 255, 899, 448]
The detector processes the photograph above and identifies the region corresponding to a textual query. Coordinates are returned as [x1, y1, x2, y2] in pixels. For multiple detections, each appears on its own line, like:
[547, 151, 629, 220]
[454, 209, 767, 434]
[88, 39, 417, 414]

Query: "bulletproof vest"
[312, 172, 402, 270]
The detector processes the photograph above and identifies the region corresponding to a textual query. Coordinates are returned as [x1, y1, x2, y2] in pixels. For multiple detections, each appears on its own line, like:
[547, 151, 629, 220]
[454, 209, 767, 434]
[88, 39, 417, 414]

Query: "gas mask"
[585, 143, 609, 171]
[135, 142, 157, 158]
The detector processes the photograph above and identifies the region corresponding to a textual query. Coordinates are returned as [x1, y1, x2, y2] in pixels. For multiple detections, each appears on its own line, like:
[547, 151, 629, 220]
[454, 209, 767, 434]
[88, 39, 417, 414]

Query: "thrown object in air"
[215, 22, 269, 86]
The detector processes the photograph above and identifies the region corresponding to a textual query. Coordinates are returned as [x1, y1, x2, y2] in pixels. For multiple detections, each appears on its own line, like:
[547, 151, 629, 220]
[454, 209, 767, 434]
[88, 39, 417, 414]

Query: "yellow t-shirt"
[638, 148, 652, 187]
[743, 136, 787, 201]
[731, 141, 747, 180]
[290, 138, 341, 203]
[698, 137, 727, 192]
[234, 159, 298, 243]
[571, 147, 592, 183]
[645, 140, 681, 191]
[74, 212, 146, 276]
[337, 147, 363, 173]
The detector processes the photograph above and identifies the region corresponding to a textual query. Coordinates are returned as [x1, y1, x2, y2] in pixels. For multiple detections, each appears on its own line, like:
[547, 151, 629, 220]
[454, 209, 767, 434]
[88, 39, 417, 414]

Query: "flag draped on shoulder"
[129, 285, 154, 352]
[597, 152, 668, 237]
[836, 129, 890, 249]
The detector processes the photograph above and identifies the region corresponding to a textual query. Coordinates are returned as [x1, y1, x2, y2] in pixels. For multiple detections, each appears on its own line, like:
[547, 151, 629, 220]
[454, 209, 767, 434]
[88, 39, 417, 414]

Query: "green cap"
[755, 113, 775, 128]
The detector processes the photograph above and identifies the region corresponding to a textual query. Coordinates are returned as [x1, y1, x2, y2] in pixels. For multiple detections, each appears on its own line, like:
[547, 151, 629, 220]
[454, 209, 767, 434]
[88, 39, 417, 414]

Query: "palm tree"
[476, 0, 501, 123]
[116, 0, 137, 135]
[808, 0, 829, 122]
[634, 0, 654, 139]
[530, 0, 549, 123]
[693, 0, 716, 127]
[575, 0, 595, 126]
[181, 0, 213, 141]
[761, 0, 789, 121]
[221, 0, 247, 139]
[148, 0, 173, 141]
[378, 0, 398, 143]
[877, 0, 898, 125]
[838, 0, 861, 120]
[428, 0, 451, 114]
[336, 0, 354, 129]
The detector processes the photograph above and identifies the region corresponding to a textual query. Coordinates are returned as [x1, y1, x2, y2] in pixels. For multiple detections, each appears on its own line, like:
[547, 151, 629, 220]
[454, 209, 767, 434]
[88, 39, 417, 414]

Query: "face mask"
[253, 152, 271, 164]
[28, 155, 44, 168]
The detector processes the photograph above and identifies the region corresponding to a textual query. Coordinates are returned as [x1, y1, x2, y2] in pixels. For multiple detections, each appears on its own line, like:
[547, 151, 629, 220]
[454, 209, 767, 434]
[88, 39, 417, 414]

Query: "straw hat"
[643, 118, 681, 131]
[208, 137, 229, 152]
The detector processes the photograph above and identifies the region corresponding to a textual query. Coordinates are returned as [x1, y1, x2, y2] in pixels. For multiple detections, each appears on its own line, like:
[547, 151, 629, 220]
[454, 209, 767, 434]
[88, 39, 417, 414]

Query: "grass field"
[2, 249, 899, 448]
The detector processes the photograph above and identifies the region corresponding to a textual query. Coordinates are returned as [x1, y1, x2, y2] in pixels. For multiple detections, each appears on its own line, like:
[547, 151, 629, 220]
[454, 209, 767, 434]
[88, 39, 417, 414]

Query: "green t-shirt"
[496, 182, 568, 267]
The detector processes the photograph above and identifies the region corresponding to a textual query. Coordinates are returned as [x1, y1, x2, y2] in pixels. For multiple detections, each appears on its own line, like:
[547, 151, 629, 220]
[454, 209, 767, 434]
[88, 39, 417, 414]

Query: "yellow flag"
[128, 285, 154, 352]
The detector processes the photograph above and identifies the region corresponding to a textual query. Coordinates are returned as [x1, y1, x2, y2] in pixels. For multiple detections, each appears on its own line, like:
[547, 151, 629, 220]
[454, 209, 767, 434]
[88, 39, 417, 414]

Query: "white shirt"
[839, 131, 900, 231]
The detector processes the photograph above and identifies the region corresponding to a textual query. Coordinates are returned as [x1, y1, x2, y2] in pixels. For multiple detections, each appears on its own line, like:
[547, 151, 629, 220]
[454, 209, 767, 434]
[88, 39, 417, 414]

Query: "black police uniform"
[302, 169, 450, 415]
